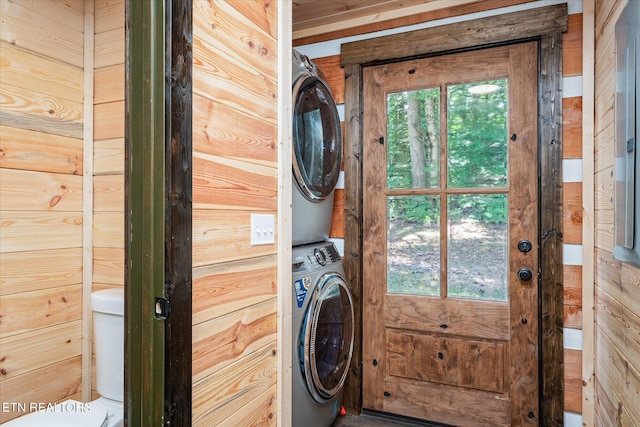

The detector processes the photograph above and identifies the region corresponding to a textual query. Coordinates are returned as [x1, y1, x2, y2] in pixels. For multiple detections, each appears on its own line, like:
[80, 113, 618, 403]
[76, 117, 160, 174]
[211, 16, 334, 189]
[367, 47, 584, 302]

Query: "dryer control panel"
[292, 243, 341, 272]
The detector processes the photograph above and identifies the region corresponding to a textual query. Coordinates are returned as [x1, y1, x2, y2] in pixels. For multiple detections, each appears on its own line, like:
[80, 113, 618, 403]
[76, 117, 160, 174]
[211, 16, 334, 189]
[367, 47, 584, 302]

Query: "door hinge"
[155, 297, 170, 320]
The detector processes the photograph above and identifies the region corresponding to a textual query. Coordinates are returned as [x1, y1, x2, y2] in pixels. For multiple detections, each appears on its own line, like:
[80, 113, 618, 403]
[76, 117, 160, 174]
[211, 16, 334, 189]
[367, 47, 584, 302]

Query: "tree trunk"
[407, 95, 426, 188]
[424, 96, 439, 187]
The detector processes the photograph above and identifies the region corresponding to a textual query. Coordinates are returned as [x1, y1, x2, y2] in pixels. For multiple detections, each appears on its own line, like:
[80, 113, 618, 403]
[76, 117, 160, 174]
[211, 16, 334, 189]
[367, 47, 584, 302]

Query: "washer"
[292, 241, 354, 427]
[292, 49, 343, 246]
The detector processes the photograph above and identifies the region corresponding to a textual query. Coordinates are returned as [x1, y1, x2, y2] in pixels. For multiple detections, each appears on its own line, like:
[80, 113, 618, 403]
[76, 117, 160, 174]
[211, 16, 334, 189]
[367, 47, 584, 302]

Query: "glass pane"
[447, 194, 508, 301]
[313, 280, 353, 395]
[447, 79, 508, 188]
[387, 196, 440, 296]
[387, 89, 440, 189]
[293, 78, 342, 199]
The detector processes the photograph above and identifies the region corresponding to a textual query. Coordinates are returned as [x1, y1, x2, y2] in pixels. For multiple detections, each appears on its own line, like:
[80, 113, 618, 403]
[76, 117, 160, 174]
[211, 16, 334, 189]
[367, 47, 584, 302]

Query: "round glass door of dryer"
[292, 75, 342, 201]
[300, 273, 354, 402]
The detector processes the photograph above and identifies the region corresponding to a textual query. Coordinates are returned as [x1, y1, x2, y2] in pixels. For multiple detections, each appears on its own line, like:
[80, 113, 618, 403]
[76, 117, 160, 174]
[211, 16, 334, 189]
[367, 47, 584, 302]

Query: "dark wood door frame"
[340, 4, 567, 425]
[126, 0, 193, 425]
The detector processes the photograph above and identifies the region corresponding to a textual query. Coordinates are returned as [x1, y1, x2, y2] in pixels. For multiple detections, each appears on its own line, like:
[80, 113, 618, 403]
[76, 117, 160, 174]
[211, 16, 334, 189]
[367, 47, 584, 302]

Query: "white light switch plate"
[251, 214, 275, 245]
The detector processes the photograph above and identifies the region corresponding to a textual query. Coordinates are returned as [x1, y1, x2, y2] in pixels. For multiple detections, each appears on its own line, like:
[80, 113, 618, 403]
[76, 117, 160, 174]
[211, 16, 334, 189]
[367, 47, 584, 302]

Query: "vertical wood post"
[164, 0, 193, 425]
[125, 1, 166, 425]
[539, 32, 565, 426]
[82, 0, 95, 404]
[343, 63, 364, 414]
[581, 1, 596, 425]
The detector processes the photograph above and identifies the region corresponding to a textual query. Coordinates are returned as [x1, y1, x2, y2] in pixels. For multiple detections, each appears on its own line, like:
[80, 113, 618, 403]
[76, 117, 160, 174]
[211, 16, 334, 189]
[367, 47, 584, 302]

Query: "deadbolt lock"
[518, 268, 533, 281]
[518, 239, 533, 253]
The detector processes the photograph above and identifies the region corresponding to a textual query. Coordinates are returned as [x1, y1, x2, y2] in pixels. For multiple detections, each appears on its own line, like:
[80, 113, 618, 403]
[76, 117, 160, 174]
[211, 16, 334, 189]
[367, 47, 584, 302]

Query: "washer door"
[300, 272, 354, 402]
[292, 75, 342, 201]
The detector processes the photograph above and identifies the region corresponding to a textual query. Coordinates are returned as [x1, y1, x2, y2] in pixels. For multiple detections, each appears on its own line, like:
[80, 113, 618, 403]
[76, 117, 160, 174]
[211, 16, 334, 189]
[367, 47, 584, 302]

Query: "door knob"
[518, 268, 533, 281]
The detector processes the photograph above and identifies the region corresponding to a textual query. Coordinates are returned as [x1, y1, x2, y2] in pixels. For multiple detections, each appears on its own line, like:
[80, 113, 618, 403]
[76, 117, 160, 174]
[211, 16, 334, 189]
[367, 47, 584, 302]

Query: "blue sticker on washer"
[294, 276, 311, 308]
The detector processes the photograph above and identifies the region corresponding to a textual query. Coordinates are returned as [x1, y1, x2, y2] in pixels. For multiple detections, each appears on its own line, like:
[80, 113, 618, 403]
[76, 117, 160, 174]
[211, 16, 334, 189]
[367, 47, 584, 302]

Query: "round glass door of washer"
[292, 76, 342, 201]
[300, 273, 354, 402]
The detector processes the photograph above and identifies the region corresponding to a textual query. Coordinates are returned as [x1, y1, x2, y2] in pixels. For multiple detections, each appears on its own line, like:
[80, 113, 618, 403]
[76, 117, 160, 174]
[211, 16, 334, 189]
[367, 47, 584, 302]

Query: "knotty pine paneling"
[0, 356, 82, 424]
[226, 0, 277, 39]
[0, 211, 82, 253]
[0, 248, 82, 296]
[193, 44, 277, 123]
[562, 181, 582, 245]
[93, 101, 124, 140]
[192, 255, 277, 324]
[0, 42, 83, 102]
[293, 0, 535, 46]
[93, 138, 124, 175]
[192, 298, 277, 382]
[564, 348, 582, 413]
[192, 1, 278, 124]
[563, 265, 582, 330]
[594, 120, 614, 174]
[0, 320, 82, 381]
[192, 1, 278, 423]
[95, 0, 124, 34]
[596, 287, 640, 373]
[0, 82, 84, 139]
[330, 189, 345, 238]
[93, 174, 124, 212]
[93, 247, 124, 286]
[93, 0, 125, 302]
[0, 168, 82, 212]
[94, 27, 124, 69]
[594, 0, 640, 424]
[559, 17, 583, 416]
[93, 211, 124, 249]
[192, 153, 277, 211]
[0, 284, 82, 338]
[0, 1, 83, 68]
[2, 0, 84, 32]
[562, 13, 582, 77]
[562, 96, 583, 158]
[0, 125, 82, 175]
[193, 94, 277, 165]
[595, 248, 640, 327]
[594, 166, 614, 211]
[193, 1, 277, 79]
[192, 209, 276, 267]
[217, 385, 277, 426]
[192, 342, 277, 427]
[94, 64, 124, 105]
[311, 54, 345, 104]
[595, 328, 640, 423]
[595, 207, 614, 251]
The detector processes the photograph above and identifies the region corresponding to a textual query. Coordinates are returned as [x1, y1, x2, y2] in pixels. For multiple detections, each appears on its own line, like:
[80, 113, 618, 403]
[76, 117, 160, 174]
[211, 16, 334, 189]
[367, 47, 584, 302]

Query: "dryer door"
[300, 272, 354, 402]
[292, 75, 342, 201]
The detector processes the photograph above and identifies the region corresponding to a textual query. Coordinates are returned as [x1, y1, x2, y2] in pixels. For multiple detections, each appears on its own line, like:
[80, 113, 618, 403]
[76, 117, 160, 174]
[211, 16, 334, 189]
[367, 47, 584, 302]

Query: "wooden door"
[362, 42, 539, 426]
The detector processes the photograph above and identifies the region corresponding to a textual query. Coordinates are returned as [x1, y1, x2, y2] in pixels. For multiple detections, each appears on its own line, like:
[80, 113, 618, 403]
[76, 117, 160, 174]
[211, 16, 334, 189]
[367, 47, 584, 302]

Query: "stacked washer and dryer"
[291, 49, 355, 427]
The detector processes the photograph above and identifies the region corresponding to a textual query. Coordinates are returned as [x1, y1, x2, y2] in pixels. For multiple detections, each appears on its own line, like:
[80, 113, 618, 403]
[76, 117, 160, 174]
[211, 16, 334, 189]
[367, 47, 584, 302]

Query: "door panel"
[362, 42, 538, 426]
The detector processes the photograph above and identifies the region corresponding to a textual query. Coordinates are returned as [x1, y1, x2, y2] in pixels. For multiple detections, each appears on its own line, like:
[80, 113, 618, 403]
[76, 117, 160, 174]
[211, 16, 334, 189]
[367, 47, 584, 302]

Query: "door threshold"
[333, 409, 453, 427]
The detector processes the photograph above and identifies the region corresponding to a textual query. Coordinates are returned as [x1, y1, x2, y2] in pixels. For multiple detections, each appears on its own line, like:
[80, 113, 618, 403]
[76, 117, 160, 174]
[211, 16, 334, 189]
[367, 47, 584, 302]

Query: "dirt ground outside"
[387, 220, 508, 301]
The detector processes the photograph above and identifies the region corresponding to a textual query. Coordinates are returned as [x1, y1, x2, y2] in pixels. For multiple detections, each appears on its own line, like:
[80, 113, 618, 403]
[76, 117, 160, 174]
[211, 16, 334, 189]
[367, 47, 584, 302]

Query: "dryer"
[292, 49, 342, 246]
[292, 241, 354, 427]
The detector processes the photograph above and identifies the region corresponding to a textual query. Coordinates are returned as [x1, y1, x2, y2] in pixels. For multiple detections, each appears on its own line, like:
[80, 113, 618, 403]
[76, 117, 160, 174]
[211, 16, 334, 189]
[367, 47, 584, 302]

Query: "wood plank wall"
[297, 1, 585, 420]
[593, 0, 640, 425]
[92, 0, 125, 399]
[0, 1, 85, 423]
[191, 1, 279, 425]
[93, 0, 125, 299]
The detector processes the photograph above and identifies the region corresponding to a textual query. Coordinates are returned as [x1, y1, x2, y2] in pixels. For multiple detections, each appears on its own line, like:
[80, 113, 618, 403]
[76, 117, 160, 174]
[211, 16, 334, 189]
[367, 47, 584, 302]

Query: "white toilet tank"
[91, 288, 124, 402]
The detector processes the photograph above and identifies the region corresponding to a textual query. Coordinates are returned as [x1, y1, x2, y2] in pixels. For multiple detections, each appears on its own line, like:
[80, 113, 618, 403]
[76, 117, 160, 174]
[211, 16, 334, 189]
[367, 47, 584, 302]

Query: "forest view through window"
[386, 79, 509, 301]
